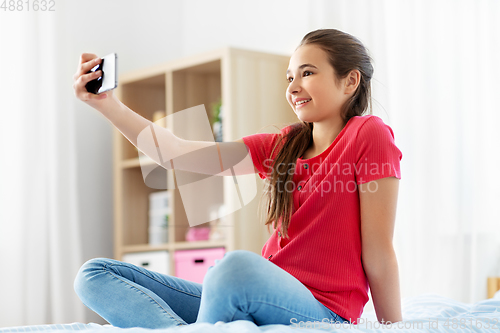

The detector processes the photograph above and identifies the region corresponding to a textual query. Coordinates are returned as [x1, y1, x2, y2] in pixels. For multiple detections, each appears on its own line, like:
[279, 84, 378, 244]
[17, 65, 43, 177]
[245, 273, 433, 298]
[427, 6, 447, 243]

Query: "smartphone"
[85, 53, 118, 94]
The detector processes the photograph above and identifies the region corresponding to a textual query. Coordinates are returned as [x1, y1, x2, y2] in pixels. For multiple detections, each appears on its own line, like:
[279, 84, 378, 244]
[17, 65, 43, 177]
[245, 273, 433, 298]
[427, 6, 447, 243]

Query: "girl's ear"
[344, 70, 361, 95]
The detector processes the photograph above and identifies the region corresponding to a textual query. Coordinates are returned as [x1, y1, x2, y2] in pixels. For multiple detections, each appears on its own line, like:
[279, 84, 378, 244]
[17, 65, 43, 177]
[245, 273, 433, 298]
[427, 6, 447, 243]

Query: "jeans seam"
[236, 299, 343, 323]
[104, 262, 201, 299]
[103, 267, 185, 326]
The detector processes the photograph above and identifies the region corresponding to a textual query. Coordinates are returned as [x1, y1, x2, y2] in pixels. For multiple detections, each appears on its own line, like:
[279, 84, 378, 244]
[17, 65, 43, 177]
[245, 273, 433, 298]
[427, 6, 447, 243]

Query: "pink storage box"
[174, 247, 225, 284]
[186, 227, 210, 241]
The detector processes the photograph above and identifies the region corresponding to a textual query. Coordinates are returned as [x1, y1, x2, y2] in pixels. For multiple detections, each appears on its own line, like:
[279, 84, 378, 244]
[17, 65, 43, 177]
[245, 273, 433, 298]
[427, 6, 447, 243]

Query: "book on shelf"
[148, 191, 171, 245]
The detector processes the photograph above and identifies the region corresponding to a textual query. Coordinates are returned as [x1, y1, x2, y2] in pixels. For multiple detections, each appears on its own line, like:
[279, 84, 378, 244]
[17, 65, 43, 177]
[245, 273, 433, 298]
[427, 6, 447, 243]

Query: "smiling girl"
[73, 28, 403, 328]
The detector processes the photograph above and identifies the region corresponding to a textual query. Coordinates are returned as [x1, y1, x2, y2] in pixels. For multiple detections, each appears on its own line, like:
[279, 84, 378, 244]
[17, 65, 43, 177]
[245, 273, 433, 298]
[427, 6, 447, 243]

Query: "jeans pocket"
[329, 310, 349, 324]
[337, 314, 350, 324]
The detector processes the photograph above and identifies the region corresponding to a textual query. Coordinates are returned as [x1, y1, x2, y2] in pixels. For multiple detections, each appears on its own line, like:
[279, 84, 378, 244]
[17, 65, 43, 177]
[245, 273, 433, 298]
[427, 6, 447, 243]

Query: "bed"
[2, 291, 499, 333]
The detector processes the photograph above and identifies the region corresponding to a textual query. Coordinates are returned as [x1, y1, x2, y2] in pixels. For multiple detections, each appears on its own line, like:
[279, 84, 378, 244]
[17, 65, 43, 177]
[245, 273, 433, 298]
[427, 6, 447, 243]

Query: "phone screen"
[85, 53, 117, 94]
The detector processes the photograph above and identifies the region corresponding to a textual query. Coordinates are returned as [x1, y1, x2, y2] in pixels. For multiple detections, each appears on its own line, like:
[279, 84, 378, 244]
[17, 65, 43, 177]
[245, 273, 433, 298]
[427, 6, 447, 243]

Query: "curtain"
[310, 0, 500, 311]
[0, 8, 86, 326]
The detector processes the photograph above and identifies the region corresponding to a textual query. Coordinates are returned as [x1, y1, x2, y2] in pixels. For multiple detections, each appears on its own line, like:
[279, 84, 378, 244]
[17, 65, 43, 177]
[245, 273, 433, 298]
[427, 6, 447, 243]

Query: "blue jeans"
[74, 250, 350, 328]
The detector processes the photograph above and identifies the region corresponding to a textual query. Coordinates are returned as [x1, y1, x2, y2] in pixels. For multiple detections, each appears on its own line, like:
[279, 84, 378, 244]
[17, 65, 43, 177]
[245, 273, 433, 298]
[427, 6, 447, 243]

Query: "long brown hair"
[260, 29, 374, 239]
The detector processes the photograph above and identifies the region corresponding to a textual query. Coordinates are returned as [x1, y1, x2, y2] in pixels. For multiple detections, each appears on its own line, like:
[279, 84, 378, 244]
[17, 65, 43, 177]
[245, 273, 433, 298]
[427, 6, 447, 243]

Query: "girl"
[72, 28, 403, 328]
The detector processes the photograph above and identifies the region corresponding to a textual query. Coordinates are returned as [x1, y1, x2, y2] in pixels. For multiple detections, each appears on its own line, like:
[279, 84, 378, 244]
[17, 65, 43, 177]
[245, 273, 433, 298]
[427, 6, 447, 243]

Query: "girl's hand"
[73, 53, 115, 110]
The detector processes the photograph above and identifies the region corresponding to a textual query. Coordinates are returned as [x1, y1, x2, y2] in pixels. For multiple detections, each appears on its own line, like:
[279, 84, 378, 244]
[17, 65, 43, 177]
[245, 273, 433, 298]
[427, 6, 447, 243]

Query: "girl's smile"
[294, 98, 312, 108]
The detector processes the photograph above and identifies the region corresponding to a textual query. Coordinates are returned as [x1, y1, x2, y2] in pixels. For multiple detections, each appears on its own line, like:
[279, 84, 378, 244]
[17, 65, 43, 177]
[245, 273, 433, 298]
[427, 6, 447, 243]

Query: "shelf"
[121, 240, 227, 255]
[113, 46, 295, 274]
[122, 243, 171, 253]
[174, 240, 226, 250]
[122, 156, 157, 169]
[488, 277, 500, 298]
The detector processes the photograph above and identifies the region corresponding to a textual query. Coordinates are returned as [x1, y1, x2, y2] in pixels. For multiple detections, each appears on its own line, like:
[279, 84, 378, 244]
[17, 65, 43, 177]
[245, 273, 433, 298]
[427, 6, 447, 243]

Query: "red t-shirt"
[242, 115, 402, 324]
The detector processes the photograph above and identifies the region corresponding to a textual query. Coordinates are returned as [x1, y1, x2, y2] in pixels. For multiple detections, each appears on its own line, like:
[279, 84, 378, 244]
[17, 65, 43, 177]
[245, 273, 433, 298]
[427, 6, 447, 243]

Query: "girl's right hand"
[73, 53, 114, 110]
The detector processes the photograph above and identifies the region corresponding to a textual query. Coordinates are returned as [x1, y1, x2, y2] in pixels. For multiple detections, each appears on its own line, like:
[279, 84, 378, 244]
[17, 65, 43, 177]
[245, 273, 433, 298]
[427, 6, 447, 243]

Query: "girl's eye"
[286, 71, 313, 83]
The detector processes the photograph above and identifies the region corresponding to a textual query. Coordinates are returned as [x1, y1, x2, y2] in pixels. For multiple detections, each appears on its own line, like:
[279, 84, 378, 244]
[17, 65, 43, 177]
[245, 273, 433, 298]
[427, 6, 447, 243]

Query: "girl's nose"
[287, 79, 301, 95]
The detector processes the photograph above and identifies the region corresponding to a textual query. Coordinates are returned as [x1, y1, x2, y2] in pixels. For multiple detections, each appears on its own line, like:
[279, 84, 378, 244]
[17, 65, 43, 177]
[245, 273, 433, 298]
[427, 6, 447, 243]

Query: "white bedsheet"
[2, 291, 499, 332]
